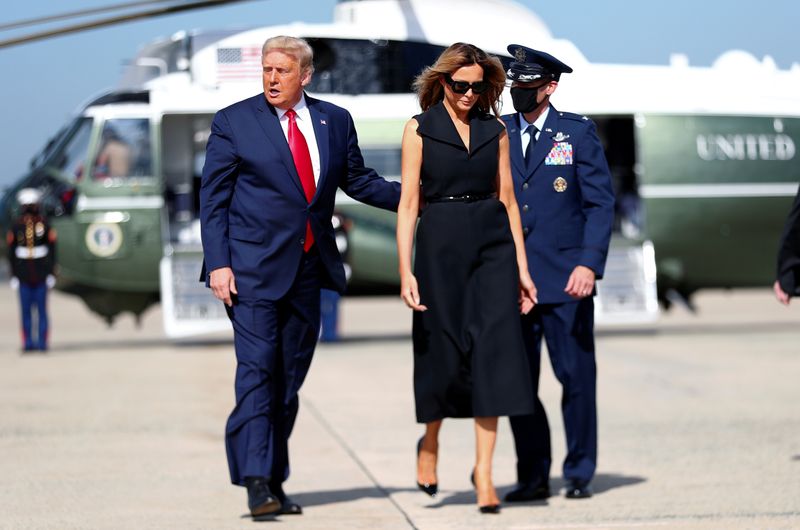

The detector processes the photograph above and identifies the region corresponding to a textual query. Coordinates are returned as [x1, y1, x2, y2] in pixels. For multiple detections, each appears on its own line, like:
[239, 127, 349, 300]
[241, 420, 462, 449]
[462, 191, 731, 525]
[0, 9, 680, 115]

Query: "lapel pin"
[320, 119, 327, 125]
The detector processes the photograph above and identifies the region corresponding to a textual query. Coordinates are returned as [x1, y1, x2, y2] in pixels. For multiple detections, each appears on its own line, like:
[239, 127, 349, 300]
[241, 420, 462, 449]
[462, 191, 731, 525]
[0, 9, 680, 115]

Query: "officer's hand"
[565, 265, 596, 299]
[46, 275, 56, 289]
[9, 277, 19, 291]
[210, 267, 237, 307]
[774, 280, 791, 306]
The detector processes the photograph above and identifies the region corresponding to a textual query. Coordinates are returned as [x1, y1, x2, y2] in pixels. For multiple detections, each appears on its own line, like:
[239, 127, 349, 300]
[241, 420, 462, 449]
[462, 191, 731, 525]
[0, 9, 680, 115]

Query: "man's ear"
[300, 69, 313, 87]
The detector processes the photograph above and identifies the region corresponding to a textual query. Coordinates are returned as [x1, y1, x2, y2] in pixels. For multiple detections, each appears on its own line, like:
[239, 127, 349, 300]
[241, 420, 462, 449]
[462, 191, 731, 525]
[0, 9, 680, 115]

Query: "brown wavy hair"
[413, 42, 505, 115]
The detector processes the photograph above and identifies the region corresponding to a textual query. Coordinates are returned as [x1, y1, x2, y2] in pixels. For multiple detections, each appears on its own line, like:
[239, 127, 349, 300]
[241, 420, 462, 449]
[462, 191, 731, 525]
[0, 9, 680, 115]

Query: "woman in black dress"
[397, 43, 537, 512]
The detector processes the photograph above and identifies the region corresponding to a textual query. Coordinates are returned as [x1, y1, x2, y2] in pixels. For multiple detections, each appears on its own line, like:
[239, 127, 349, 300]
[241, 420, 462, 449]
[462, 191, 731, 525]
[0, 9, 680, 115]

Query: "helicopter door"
[591, 115, 659, 324]
[158, 113, 230, 338]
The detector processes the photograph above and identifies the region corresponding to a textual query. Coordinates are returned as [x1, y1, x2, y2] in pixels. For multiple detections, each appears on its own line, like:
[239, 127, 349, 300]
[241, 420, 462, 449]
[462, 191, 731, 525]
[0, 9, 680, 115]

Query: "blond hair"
[262, 36, 314, 75]
[413, 42, 505, 115]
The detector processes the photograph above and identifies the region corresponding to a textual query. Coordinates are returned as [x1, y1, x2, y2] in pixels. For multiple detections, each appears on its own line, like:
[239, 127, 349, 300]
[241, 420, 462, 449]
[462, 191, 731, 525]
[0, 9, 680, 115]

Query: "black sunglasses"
[444, 74, 489, 95]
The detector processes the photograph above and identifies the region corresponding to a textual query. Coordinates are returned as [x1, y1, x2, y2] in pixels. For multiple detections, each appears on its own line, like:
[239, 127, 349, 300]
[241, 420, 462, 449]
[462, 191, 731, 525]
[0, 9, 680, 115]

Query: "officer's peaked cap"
[506, 44, 573, 82]
[16, 188, 42, 206]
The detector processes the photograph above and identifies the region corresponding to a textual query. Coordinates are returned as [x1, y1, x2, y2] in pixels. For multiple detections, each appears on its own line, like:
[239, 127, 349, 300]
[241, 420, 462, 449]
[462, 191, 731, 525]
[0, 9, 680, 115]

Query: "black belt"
[426, 193, 497, 203]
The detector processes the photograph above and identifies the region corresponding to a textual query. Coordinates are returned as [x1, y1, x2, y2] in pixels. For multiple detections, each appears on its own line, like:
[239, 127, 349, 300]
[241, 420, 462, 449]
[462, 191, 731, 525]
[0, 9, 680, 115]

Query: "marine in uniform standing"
[500, 45, 615, 500]
[6, 188, 57, 352]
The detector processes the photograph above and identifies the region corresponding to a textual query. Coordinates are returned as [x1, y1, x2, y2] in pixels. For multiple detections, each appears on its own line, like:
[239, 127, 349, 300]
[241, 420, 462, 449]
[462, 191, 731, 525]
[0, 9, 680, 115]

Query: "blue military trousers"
[510, 297, 597, 485]
[224, 251, 322, 487]
[18, 282, 48, 351]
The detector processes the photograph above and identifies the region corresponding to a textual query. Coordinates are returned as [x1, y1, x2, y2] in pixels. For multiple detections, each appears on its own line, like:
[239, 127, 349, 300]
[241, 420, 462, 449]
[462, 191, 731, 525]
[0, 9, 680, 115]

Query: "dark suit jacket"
[777, 184, 800, 297]
[502, 106, 615, 304]
[200, 93, 400, 300]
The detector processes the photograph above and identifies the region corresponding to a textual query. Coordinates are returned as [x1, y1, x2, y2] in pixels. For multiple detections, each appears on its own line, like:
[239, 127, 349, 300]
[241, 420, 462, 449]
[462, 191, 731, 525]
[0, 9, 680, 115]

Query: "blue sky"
[0, 0, 798, 187]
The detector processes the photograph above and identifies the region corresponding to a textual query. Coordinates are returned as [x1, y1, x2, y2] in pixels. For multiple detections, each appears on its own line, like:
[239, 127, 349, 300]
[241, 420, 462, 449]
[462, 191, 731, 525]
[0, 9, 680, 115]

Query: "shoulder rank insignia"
[553, 177, 568, 192]
[552, 132, 570, 142]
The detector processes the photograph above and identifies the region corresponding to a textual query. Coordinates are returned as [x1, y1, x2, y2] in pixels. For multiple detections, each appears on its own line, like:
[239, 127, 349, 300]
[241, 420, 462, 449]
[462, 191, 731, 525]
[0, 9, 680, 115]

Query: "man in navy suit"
[774, 184, 800, 304]
[501, 45, 615, 501]
[200, 36, 400, 517]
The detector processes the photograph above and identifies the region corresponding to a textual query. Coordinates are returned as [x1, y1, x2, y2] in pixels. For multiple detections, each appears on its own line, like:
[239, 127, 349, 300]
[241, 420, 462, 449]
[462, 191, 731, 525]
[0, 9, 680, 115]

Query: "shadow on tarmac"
[599, 320, 799, 338]
[287, 486, 418, 507]
[271, 473, 646, 510]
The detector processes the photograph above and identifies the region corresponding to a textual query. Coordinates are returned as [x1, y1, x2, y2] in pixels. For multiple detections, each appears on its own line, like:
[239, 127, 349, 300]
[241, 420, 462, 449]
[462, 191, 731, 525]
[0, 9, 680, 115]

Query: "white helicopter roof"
[112, 0, 800, 118]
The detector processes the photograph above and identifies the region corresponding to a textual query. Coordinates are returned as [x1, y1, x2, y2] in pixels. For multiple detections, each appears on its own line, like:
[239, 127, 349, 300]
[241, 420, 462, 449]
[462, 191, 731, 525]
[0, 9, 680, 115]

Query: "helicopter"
[2, 0, 799, 337]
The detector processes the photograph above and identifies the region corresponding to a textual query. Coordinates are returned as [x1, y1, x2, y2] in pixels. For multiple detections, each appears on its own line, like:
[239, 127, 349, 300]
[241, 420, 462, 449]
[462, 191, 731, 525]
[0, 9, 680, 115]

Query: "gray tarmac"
[1, 285, 799, 529]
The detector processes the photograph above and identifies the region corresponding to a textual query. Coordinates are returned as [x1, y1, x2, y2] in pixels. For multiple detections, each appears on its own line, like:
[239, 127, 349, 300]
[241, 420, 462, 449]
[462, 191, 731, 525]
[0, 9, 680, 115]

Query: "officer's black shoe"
[269, 481, 303, 515]
[564, 481, 593, 499]
[244, 476, 281, 516]
[504, 478, 551, 502]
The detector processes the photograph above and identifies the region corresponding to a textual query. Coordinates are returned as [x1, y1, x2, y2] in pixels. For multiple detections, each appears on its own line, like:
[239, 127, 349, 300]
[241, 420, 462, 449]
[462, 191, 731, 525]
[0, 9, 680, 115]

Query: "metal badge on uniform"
[320, 119, 327, 125]
[545, 142, 573, 165]
[552, 132, 570, 142]
[35, 222, 45, 238]
[553, 177, 568, 192]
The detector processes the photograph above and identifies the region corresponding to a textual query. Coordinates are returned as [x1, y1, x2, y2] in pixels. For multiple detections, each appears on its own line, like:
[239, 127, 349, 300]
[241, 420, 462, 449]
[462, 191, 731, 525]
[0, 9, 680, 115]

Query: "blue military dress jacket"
[502, 105, 615, 304]
[200, 93, 400, 300]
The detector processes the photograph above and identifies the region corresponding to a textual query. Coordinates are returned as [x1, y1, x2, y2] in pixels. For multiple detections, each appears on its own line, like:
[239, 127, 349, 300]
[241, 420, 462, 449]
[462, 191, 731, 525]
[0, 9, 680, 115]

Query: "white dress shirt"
[276, 94, 321, 185]
[518, 106, 550, 156]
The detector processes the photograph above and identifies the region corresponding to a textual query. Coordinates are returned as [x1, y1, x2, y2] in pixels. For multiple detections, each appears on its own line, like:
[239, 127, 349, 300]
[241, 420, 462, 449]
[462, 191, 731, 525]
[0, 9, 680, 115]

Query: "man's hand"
[774, 280, 791, 306]
[46, 275, 56, 289]
[9, 277, 19, 291]
[565, 265, 596, 299]
[210, 267, 237, 307]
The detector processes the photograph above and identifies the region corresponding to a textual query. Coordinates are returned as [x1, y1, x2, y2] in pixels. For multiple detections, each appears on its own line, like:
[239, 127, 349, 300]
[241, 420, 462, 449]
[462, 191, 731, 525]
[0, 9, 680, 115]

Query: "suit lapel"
[253, 95, 306, 198]
[526, 105, 560, 177]
[307, 96, 329, 204]
[503, 114, 526, 179]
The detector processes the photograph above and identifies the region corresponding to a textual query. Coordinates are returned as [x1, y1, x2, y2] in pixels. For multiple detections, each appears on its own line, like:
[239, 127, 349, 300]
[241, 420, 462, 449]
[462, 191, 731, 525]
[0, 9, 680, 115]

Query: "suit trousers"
[224, 250, 322, 486]
[510, 297, 597, 484]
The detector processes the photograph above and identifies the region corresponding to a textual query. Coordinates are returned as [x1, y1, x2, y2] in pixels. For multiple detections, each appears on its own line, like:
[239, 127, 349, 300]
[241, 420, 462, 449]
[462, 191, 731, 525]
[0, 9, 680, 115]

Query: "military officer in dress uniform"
[7, 188, 57, 352]
[501, 45, 615, 500]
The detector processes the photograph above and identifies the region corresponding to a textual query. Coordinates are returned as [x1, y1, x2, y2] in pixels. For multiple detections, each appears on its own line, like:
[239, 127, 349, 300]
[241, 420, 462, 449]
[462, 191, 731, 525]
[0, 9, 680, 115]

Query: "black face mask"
[511, 86, 544, 114]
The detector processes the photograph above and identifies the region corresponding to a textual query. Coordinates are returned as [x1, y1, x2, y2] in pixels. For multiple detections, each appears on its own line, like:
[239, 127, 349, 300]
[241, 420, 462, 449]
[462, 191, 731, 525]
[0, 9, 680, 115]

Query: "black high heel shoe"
[416, 436, 438, 497]
[472, 468, 501, 514]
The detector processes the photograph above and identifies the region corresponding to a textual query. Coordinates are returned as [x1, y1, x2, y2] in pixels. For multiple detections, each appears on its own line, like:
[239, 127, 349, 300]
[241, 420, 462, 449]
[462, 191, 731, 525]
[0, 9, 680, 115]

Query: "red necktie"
[286, 108, 316, 252]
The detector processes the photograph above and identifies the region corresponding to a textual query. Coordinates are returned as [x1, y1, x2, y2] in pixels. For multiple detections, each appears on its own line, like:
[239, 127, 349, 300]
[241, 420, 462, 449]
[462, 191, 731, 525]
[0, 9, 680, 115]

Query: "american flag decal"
[216, 46, 261, 82]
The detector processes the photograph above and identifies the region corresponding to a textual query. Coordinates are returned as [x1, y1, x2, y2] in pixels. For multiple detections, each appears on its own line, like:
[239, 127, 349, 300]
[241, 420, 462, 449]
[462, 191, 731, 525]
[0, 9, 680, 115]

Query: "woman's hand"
[519, 273, 538, 314]
[401, 273, 428, 311]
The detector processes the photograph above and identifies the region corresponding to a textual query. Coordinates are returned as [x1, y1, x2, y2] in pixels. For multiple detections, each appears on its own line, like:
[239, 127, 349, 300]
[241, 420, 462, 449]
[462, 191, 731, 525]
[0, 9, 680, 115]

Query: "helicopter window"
[306, 38, 449, 94]
[93, 118, 152, 181]
[361, 148, 401, 179]
[51, 117, 93, 182]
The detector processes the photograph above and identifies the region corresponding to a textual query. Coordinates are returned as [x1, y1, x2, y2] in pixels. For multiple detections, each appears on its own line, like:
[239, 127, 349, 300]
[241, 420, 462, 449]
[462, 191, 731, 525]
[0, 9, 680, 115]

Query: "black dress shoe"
[478, 504, 501, 514]
[416, 436, 438, 497]
[564, 481, 593, 499]
[504, 478, 551, 502]
[244, 476, 281, 516]
[270, 482, 303, 515]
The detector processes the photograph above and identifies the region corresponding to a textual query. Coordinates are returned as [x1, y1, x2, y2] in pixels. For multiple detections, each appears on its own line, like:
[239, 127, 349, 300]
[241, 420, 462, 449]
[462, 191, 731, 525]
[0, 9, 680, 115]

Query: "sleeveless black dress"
[412, 102, 535, 423]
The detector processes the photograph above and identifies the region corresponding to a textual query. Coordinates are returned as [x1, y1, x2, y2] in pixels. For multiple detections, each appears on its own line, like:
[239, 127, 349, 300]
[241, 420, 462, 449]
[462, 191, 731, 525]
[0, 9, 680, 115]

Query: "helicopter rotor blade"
[0, 1, 179, 32]
[0, 0, 263, 50]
